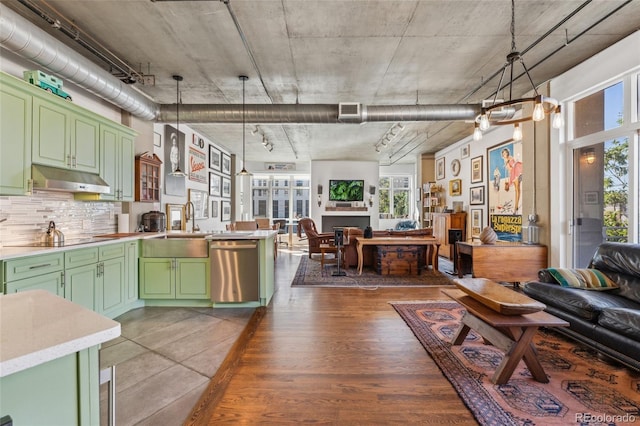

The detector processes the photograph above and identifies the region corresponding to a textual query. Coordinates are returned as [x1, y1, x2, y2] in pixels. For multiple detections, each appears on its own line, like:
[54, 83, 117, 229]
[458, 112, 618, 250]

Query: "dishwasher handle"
[210, 242, 258, 250]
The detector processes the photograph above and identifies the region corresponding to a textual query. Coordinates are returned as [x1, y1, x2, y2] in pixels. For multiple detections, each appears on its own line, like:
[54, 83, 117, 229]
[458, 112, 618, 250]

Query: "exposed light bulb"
[479, 112, 490, 131]
[552, 106, 564, 129]
[473, 124, 483, 141]
[532, 99, 545, 121]
[513, 123, 523, 141]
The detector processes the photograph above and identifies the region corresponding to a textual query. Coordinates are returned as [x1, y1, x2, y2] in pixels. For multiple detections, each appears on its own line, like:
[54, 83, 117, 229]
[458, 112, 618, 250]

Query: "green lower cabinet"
[98, 256, 125, 316]
[140, 257, 210, 300]
[5, 271, 64, 296]
[0, 345, 100, 425]
[125, 241, 139, 304]
[65, 263, 98, 311]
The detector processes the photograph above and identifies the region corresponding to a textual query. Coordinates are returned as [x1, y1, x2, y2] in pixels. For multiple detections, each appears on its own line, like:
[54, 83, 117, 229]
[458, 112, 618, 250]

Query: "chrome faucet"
[185, 202, 196, 233]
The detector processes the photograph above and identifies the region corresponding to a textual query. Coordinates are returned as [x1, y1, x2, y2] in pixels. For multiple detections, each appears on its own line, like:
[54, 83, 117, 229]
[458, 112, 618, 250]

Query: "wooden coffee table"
[442, 280, 568, 385]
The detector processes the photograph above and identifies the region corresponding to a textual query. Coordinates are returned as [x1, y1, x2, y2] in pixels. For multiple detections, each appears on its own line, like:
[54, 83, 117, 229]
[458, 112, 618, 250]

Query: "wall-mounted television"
[329, 179, 364, 202]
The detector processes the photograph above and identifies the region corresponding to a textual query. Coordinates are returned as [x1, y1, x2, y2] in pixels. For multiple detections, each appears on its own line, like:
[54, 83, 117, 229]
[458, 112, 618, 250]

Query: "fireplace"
[322, 216, 370, 232]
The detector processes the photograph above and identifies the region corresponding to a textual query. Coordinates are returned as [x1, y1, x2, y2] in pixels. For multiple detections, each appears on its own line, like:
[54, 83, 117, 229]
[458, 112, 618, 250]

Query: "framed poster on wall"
[487, 139, 523, 241]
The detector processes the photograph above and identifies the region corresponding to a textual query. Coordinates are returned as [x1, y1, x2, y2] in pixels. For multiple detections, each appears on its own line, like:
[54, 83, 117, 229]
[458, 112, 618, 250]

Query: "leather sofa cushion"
[523, 282, 639, 321]
[598, 308, 640, 340]
[589, 242, 640, 303]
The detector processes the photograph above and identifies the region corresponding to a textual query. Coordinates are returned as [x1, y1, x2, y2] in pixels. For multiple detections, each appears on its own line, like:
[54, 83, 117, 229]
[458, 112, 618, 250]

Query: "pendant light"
[237, 75, 252, 176]
[169, 74, 186, 177]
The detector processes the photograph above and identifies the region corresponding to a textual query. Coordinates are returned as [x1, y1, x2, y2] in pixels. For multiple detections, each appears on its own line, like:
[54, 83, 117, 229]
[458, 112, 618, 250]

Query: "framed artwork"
[153, 131, 162, 147]
[461, 144, 470, 158]
[222, 177, 231, 198]
[188, 147, 207, 183]
[163, 125, 185, 196]
[188, 189, 209, 219]
[487, 139, 523, 241]
[470, 186, 485, 205]
[585, 191, 599, 204]
[192, 134, 205, 149]
[471, 155, 483, 183]
[221, 200, 231, 221]
[209, 145, 221, 171]
[222, 153, 231, 175]
[166, 204, 185, 231]
[209, 172, 221, 197]
[449, 179, 461, 196]
[471, 209, 483, 239]
[211, 200, 218, 218]
[436, 157, 445, 180]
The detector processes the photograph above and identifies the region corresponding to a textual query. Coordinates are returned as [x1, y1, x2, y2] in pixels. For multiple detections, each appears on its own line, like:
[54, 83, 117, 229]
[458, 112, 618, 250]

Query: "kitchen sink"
[141, 238, 209, 258]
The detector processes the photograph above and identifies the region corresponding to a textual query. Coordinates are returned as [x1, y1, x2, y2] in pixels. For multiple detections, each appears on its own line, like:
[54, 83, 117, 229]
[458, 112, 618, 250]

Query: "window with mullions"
[378, 175, 411, 219]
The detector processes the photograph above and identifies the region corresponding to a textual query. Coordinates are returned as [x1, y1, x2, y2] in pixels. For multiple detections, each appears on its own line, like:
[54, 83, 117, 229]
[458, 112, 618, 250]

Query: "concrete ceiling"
[4, 0, 640, 165]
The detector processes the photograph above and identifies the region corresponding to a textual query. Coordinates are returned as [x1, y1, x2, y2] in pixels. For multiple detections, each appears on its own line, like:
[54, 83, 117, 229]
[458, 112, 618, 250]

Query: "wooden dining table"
[354, 236, 440, 275]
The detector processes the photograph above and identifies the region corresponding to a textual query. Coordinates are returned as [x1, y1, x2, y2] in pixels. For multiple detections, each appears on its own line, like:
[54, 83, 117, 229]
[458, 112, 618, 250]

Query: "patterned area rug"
[291, 256, 454, 287]
[391, 301, 640, 426]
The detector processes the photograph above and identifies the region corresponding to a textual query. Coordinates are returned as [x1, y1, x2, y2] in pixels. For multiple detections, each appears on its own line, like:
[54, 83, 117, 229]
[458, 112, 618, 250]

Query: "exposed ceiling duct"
[1, 2, 507, 126]
[0, 3, 158, 120]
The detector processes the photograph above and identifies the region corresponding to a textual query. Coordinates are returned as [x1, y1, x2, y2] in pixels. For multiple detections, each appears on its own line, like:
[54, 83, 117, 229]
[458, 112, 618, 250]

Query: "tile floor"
[99, 245, 303, 426]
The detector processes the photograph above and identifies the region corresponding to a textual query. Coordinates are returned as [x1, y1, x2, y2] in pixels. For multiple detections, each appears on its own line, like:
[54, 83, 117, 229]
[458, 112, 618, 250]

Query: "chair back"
[255, 218, 271, 230]
[299, 218, 320, 238]
[235, 221, 258, 230]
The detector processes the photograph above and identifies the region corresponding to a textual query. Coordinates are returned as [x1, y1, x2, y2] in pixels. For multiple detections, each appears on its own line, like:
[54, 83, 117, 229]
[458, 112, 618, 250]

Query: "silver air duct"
[0, 3, 157, 120]
[157, 103, 507, 124]
[2, 3, 512, 125]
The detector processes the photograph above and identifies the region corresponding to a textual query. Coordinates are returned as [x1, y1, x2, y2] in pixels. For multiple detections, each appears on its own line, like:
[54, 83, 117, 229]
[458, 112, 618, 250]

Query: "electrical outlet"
[141, 75, 155, 86]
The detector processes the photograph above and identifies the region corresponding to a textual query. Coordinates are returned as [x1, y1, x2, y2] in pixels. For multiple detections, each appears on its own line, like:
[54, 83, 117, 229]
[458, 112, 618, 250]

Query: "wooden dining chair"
[235, 221, 258, 230]
[255, 218, 271, 230]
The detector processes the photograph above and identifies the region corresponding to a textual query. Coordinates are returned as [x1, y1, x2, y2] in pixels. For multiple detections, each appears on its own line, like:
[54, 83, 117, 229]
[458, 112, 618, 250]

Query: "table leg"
[357, 241, 364, 275]
[492, 326, 540, 385]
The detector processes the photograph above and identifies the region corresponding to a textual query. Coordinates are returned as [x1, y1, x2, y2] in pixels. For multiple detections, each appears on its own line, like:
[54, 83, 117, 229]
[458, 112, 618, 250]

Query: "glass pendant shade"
[552, 106, 564, 129]
[532, 100, 545, 121]
[473, 123, 483, 141]
[479, 113, 490, 131]
[512, 123, 522, 141]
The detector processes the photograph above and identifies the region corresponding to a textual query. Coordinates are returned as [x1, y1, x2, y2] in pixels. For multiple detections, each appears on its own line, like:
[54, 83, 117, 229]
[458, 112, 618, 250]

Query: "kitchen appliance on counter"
[210, 240, 259, 302]
[141, 211, 166, 232]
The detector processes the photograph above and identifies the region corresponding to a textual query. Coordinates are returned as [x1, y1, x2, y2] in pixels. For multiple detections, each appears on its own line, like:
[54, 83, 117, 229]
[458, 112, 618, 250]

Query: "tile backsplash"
[0, 191, 120, 246]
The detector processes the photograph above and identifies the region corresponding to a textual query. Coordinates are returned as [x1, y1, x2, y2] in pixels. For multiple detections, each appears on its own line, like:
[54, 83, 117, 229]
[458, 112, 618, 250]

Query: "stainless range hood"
[32, 164, 111, 194]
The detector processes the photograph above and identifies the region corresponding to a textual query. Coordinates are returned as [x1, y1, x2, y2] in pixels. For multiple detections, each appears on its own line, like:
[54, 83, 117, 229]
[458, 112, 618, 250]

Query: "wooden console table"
[456, 241, 547, 284]
[355, 236, 439, 275]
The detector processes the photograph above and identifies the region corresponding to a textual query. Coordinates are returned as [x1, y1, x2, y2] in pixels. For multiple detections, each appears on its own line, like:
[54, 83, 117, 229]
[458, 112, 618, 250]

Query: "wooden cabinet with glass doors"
[135, 152, 162, 202]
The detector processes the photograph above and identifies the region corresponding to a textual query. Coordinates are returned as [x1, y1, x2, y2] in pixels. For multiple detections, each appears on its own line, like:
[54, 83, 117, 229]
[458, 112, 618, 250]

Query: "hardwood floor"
[186, 251, 477, 425]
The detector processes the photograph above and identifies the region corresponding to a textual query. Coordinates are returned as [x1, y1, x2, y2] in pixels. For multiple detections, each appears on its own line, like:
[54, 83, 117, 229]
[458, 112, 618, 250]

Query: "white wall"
[311, 161, 379, 230]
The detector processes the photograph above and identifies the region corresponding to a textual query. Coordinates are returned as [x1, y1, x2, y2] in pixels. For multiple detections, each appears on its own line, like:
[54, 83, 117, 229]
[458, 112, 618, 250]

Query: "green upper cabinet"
[96, 124, 134, 202]
[0, 74, 32, 195]
[32, 98, 100, 173]
[1, 71, 137, 198]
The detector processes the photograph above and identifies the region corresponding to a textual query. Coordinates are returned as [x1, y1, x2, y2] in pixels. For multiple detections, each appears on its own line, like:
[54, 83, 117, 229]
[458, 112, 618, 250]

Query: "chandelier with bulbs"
[473, 0, 563, 142]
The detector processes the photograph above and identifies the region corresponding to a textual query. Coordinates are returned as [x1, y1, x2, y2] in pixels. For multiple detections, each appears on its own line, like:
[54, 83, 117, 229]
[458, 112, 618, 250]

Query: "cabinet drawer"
[99, 243, 125, 260]
[4, 253, 64, 282]
[65, 247, 99, 269]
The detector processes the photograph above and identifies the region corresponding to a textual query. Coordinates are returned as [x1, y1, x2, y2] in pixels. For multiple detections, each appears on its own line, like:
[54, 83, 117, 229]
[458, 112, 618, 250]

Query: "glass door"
[572, 137, 629, 267]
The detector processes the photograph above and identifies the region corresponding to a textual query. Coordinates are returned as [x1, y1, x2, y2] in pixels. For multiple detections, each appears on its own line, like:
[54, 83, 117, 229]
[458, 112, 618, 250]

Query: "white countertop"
[0, 290, 121, 377]
[0, 230, 277, 260]
[206, 230, 277, 240]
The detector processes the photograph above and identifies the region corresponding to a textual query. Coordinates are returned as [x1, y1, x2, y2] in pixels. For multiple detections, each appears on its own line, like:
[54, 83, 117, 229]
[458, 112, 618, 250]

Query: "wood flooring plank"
[187, 254, 476, 425]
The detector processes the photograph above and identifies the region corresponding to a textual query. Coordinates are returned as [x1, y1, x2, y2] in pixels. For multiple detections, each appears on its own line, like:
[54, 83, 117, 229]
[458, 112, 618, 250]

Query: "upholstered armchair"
[299, 218, 334, 258]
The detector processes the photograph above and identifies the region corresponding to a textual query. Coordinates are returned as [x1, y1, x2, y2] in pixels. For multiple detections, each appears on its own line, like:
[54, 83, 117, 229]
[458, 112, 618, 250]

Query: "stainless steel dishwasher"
[209, 240, 260, 302]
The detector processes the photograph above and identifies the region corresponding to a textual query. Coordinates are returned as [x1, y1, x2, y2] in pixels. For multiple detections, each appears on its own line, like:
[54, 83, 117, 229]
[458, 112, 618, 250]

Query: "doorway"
[572, 137, 629, 267]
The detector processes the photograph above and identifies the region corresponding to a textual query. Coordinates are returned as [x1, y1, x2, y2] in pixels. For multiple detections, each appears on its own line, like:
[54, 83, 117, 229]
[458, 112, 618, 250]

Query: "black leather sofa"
[523, 242, 640, 371]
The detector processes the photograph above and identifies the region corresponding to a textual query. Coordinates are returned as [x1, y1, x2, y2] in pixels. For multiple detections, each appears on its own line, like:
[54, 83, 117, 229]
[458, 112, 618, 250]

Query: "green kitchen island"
[0, 290, 120, 425]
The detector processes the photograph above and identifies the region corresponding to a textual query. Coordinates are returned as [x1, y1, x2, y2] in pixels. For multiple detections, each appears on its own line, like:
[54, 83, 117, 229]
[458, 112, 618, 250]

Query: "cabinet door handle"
[72, 155, 77, 168]
[61, 271, 65, 287]
[67, 154, 71, 167]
